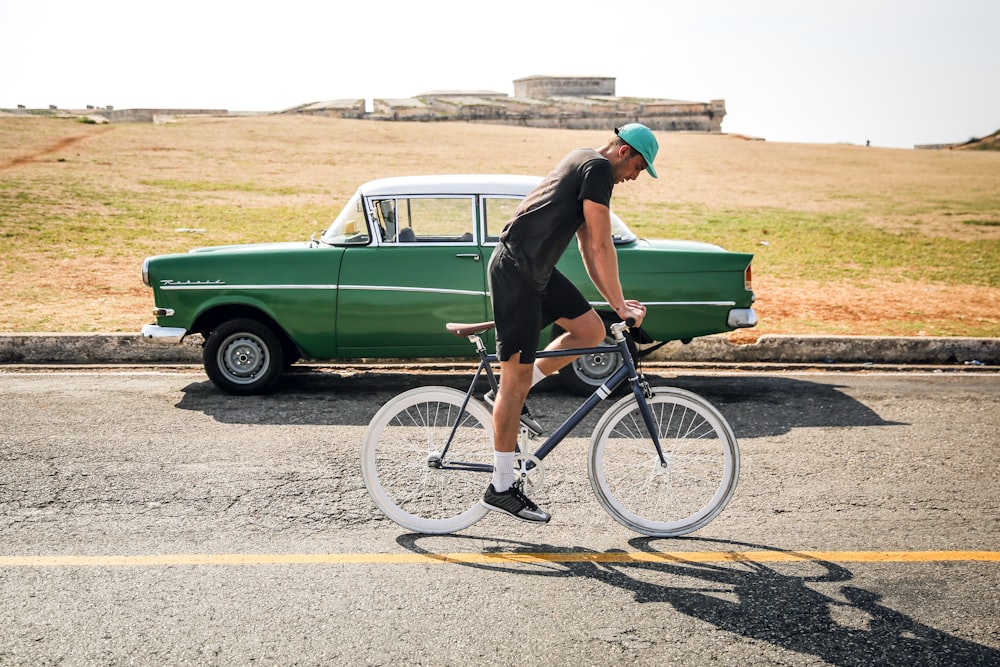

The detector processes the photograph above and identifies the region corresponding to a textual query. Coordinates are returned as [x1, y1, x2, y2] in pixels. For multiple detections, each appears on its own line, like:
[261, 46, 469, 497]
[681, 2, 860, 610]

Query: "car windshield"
[609, 211, 637, 245]
[320, 192, 370, 245]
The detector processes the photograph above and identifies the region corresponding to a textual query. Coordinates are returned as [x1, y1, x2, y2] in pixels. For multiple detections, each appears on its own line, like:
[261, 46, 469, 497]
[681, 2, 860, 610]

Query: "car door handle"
[455, 254, 481, 261]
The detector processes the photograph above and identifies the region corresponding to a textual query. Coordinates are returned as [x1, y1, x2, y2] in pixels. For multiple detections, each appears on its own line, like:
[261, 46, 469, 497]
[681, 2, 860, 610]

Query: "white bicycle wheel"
[588, 387, 739, 537]
[362, 387, 493, 534]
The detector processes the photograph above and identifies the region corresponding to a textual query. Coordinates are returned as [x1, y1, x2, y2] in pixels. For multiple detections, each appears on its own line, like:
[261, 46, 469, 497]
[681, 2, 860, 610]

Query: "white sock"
[492, 451, 516, 492]
[531, 364, 546, 387]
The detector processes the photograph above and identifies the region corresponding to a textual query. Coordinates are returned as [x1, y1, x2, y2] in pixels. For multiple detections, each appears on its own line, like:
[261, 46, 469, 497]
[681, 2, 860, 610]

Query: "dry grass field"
[1, 115, 998, 340]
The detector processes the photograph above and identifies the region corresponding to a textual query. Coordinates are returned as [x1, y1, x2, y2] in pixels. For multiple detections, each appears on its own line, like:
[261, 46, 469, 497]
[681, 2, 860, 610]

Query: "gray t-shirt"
[498, 148, 613, 291]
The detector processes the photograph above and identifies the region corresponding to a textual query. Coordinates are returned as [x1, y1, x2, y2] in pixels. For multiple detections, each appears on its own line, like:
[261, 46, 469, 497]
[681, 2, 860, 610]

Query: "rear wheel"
[556, 322, 637, 396]
[362, 387, 493, 534]
[203, 318, 285, 395]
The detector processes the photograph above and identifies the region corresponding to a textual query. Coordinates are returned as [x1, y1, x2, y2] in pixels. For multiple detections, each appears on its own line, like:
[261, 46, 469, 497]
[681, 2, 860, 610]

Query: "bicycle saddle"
[446, 321, 496, 337]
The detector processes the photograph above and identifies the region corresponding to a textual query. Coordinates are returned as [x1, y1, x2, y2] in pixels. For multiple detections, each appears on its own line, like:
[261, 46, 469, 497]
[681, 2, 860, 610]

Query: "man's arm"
[577, 199, 646, 325]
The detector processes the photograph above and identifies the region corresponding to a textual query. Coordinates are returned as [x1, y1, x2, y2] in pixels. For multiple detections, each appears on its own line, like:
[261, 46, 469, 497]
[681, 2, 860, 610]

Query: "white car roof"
[358, 174, 542, 197]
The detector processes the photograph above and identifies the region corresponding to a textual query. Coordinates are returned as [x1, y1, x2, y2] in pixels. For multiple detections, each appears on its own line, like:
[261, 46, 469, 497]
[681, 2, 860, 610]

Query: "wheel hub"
[223, 336, 266, 379]
[573, 336, 622, 383]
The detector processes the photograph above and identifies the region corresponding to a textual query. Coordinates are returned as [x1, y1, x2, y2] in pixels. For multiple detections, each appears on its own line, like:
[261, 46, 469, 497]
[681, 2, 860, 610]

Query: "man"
[481, 123, 657, 523]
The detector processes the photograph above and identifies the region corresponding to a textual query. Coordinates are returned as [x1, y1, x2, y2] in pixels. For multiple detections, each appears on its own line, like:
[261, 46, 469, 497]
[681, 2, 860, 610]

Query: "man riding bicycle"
[482, 123, 658, 523]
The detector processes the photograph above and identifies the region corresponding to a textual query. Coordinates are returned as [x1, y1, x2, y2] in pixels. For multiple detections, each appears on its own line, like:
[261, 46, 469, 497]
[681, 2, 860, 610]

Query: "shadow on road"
[395, 534, 998, 666]
[174, 368, 903, 438]
[660, 374, 906, 438]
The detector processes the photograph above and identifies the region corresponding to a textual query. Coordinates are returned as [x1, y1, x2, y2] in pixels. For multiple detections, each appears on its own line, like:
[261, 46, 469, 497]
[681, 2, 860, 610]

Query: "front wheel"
[588, 387, 739, 537]
[362, 387, 493, 534]
[203, 318, 285, 395]
[558, 334, 620, 395]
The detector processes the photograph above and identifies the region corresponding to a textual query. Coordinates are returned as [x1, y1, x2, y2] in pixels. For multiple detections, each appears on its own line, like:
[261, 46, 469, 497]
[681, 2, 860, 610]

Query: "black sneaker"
[483, 389, 544, 435]
[482, 483, 551, 524]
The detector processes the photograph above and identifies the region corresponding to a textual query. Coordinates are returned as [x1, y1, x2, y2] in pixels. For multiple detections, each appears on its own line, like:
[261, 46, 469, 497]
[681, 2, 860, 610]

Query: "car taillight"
[745, 264, 753, 291]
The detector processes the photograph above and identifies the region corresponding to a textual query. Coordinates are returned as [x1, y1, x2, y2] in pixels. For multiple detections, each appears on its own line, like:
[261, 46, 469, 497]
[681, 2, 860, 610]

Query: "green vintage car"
[141, 174, 756, 395]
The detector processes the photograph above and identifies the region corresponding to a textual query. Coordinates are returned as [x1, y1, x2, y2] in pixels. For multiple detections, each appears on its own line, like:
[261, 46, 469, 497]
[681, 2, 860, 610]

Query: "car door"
[335, 194, 489, 357]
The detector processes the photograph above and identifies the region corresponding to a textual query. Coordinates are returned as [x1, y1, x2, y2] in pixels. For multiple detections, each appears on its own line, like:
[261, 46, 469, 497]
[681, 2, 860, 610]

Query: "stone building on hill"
[286, 75, 725, 133]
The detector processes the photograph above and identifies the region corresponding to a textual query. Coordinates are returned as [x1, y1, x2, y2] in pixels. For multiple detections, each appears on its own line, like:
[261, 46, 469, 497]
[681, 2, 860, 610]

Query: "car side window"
[372, 199, 398, 242]
[483, 196, 521, 243]
[376, 197, 474, 243]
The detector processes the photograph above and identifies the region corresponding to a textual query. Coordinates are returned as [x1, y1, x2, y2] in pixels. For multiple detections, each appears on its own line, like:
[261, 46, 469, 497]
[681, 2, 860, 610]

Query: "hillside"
[953, 129, 1000, 151]
[0, 115, 998, 339]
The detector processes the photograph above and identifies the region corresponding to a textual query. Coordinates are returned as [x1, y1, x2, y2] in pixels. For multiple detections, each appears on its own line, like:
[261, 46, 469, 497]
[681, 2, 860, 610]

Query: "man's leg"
[534, 271, 606, 379]
[534, 309, 606, 377]
[481, 353, 551, 523]
[493, 310, 603, 448]
[481, 313, 601, 524]
[492, 355, 534, 453]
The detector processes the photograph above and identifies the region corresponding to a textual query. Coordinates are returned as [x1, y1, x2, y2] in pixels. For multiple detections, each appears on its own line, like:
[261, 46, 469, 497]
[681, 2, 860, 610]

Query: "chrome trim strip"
[156, 282, 742, 307]
[589, 300, 738, 307]
[344, 285, 485, 297]
[160, 284, 338, 290]
[159, 283, 486, 297]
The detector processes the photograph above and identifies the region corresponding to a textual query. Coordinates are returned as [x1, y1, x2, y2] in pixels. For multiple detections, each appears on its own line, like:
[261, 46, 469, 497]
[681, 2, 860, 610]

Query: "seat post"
[468, 333, 488, 355]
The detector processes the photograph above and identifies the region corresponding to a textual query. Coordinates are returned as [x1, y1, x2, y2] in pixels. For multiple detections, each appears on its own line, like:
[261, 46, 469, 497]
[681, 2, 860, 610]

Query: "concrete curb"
[657, 335, 999, 365]
[0, 333, 996, 366]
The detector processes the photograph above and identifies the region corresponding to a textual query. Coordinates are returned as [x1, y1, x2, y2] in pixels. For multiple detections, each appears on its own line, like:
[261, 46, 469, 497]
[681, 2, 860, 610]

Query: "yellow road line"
[0, 550, 997, 568]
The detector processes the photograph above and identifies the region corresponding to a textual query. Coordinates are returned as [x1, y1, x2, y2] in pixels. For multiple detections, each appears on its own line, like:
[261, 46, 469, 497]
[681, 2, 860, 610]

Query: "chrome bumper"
[140, 324, 188, 344]
[728, 308, 758, 328]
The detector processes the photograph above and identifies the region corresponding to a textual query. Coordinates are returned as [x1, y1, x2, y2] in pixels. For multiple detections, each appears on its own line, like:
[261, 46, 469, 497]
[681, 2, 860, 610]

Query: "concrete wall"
[513, 76, 616, 99]
[288, 76, 727, 133]
[289, 99, 365, 119]
[53, 77, 726, 132]
[103, 109, 228, 123]
[371, 98, 434, 121]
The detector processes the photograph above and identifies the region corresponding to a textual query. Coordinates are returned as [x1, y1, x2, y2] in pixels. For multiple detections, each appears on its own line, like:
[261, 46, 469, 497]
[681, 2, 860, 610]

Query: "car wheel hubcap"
[220, 334, 269, 383]
[573, 338, 621, 384]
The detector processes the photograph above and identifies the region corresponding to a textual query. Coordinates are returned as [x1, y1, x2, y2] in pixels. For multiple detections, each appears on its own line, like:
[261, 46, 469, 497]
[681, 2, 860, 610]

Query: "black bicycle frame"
[441, 331, 668, 469]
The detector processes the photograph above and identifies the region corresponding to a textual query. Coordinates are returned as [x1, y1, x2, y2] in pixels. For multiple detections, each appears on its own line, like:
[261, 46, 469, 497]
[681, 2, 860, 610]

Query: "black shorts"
[488, 247, 592, 364]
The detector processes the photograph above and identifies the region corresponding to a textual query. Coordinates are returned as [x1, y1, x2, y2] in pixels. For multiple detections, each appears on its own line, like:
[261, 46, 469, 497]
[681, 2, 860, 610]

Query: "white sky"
[1, 0, 997, 148]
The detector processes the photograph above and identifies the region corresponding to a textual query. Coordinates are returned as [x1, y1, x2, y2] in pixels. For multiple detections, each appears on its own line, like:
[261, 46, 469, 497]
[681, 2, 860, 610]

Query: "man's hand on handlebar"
[617, 300, 646, 328]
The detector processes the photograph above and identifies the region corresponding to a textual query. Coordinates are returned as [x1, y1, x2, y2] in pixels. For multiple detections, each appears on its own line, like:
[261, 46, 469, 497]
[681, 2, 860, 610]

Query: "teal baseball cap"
[615, 123, 659, 178]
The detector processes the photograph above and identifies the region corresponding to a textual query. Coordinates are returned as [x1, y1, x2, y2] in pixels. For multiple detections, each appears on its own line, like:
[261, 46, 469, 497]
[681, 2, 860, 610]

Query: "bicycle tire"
[362, 387, 493, 534]
[588, 387, 739, 537]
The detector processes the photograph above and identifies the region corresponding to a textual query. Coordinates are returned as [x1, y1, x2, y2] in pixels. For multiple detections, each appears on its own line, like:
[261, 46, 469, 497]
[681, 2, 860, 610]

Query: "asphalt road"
[1, 365, 998, 666]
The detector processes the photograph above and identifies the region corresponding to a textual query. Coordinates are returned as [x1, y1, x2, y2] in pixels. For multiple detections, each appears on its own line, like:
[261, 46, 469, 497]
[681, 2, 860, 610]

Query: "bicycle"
[361, 320, 740, 537]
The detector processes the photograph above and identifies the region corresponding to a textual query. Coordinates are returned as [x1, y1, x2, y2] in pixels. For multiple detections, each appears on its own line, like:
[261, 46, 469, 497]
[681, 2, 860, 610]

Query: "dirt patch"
[0, 126, 113, 171]
[864, 213, 1000, 242]
[729, 276, 1000, 342]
